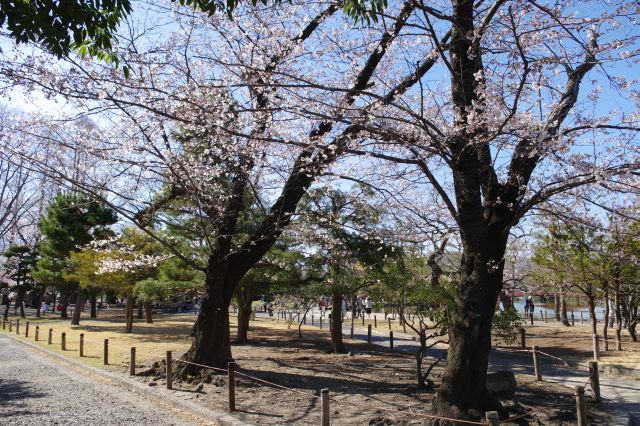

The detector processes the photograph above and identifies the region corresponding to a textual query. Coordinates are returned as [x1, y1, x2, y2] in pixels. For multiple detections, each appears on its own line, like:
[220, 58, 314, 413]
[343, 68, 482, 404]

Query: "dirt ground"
[2, 311, 619, 424]
[503, 319, 640, 371]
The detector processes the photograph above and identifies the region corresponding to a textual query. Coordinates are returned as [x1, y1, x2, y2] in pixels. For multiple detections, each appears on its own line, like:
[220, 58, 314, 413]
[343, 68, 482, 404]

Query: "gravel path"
[0, 334, 198, 425]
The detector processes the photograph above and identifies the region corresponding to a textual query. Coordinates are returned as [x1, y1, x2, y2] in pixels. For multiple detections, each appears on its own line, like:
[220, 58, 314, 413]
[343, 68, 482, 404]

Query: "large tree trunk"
[603, 292, 610, 351]
[71, 291, 83, 325]
[125, 291, 134, 333]
[330, 289, 345, 353]
[235, 285, 253, 343]
[554, 292, 561, 322]
[90, 294, 97, 318]
[17, 290, 26, 318]
[60, 291, 69, 319]
[587, 296, 597, 336]
[181, 260, 236, 373]
[145, 301, 153, 324]
[560, 293, 570, 326]
[433, 243, 505, 420]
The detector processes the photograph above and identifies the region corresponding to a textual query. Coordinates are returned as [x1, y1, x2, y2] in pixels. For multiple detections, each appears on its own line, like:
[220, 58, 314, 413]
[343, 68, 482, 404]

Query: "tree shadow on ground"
[0, 378, 48, 418]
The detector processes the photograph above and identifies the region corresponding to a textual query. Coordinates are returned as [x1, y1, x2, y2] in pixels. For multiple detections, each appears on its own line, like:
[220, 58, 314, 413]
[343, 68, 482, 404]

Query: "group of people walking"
[318, 295, 373, 318]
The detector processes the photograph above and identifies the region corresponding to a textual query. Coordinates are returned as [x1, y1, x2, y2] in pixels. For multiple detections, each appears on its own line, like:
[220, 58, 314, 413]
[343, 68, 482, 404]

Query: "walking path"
[261, 309, 640, 425]
[0, 334, 200, 425]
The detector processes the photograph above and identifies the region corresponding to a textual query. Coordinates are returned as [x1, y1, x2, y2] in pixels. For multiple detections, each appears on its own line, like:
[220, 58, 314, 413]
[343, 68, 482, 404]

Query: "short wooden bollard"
[571, 311, 575, 326]
[384, 312, 387, 320]
[8, 321, 12, 332]
[589, 361, 601, 402]
[519, 328, 526, 349]
[130, 347, 136, 376]
[319, 317, 323, 329]
[166, 351, 173, 389]
[104, 339, 109, 365]
[592, 334, 599, 361]
[25, 321, 29, 337]
[311, 314, 314, 326]
[367, 324, 372, 344]
[530, 313, 534, 326]
[388, 317, 392, 330]
[389, 331, 394, 350]
[48, 328, 52, 344]
[374, 316, 377, 328]
[532, 345, 542, 381]
[575, 385, 587, 426]
[61, 332, 66, 350]
[15, 320, 19, 334]
[35, 326, 39, 341]
[485, 411, 499, 425]
[543, 310, 548, 322]
[2, 319, 5, 330]
[320, 388, 330, 426]
[79, 333, 84, 357]
[228, 361, 236, 411]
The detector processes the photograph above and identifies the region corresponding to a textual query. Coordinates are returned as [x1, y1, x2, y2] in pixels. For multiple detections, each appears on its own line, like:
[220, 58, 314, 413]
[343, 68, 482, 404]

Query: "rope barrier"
[174, 359, 228, 374]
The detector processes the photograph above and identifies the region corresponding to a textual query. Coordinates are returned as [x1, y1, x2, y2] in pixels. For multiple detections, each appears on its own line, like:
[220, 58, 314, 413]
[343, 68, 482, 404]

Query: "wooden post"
[166, 351, 172, 389]
[311, 314, 314, 326]
[367, 324, 372, 344]
[320, 317, 323, 329]
[35, 326, 39, 341]
[104, 339, 109, 365]
[589, 361, 601, 402]
[48, 328, 52, 344]
[374, 316, 377, 328]
[8, 320, 12, 332]
[228, 361, 236, 411]
[519, 328, 526, 349]
[485, 411, 499, 426]
[532, 345, 542, 381]
[389, 331, 394, 350]
[25, 321, 29, 337]
[130, 347, 136, 376]
[61, 332, 66, 350]
[1, 319, 5, 330]
[543, 310, 548, 323]
[575, 385, 587, 426]
[320, 388, 330, 426]
[361, 315, 364, 326]
[15, 319, 19, 334]
[388, 317, 392, 330]
[530, 313, 534, 326]
[571, 311, 575, 326]
[79, 333, 84, 357]
[592, 334, 599, 361]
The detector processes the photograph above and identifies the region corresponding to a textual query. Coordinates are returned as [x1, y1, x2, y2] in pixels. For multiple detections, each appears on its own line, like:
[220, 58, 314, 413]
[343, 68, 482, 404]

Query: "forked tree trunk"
[145, 301, 153, 323]
[330, 289, 345, 353]
[90, 294, 97, 318]
[235, 286, 253, 343]
[71, 291, 83, 325]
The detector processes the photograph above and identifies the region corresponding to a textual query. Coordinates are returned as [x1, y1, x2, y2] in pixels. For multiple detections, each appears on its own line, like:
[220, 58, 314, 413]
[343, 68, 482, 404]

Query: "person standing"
[365, 296, 372, 318]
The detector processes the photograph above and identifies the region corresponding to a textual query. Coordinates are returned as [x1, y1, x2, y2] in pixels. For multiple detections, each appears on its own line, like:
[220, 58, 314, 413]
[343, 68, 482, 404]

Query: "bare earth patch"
[2, 312, 618, 424]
